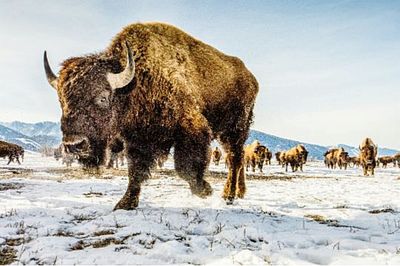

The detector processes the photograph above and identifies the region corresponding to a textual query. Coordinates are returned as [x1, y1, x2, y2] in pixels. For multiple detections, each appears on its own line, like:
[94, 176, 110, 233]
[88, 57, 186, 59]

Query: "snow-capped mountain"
[0, 124, 42, 151]
[0, 121, 62, 150]
[0, 121, 398, 158]
[1, 121, 61, 137]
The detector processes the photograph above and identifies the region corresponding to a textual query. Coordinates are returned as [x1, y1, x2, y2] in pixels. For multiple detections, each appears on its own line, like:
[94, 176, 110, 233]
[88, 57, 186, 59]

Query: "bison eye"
[96, 96, 109, 107]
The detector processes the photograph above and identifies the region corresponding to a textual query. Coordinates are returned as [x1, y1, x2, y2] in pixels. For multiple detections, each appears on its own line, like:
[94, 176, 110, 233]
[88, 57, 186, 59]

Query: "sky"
[0, 0, 399, 149]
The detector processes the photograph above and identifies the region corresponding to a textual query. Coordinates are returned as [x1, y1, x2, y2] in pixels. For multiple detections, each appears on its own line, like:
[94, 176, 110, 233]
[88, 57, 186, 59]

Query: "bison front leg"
[114, 153, 152, 210]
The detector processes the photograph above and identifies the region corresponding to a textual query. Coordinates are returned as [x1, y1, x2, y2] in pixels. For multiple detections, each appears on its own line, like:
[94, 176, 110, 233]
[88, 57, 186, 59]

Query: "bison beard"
[44, 22, 258, 210]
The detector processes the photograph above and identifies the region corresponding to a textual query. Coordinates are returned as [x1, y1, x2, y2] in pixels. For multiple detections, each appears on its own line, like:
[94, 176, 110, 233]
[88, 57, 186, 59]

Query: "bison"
[377, 156, 396, 168]
[211, 147, 223, 166]
[394, 153, 400, 168]
[282, 144, 308, 172]
[244, 140, 267, 173]
[264, 149, 272, 166]
[347, 156, 360, 168]
[106, 138, 125, 169]
[275, 151, 282, 165]
[44, 22, 258, 209]
[0, 140, 24, 165]
[324, 147, 349, 170]
[155, 153, 169, 169]
[359, 138, 377, 176]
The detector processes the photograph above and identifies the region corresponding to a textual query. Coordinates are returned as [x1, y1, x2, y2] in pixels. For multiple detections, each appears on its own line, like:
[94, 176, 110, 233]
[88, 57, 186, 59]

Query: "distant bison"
[324, 147, 349, 170]
[348, 156, 360, 168]
[211, 147, 222, 166]
[265, 149, 272, 165]
[0, 140, 24, 165]
[394, 153, 400, 168]
[359, 138, 377, 176]
[244, 140, 267, 172]
[44, 22, 258, 209]
[280, 144, 308, 172]
[377, 156, 396, 168]
[275, 151, 283, 165]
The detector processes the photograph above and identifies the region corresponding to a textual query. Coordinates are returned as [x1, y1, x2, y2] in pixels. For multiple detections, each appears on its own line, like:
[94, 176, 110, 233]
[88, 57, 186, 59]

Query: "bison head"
[44, 44, 135, 168]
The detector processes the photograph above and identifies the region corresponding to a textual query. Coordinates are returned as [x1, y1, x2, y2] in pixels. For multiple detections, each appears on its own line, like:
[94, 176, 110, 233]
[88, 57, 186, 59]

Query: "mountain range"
[0, 121, 398, 159]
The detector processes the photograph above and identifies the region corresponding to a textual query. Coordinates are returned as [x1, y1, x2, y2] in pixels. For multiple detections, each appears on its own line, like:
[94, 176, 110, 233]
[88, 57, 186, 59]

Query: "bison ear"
[107, 42, 135, 91]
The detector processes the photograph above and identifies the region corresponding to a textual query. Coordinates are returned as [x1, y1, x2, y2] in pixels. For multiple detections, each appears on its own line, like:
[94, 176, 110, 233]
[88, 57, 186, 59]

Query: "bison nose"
[64, 139, 89, 154]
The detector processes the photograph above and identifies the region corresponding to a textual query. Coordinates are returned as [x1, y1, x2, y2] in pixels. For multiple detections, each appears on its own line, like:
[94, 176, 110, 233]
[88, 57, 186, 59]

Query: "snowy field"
[1, 152, 400, 265]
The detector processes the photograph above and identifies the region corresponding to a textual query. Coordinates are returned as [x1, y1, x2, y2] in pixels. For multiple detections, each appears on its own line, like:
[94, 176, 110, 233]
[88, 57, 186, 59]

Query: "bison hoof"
[225, 197, 234, 205]
[114, 197, 139, 211]
[191, 181, 213, 198]
[236, 189, 246, 199]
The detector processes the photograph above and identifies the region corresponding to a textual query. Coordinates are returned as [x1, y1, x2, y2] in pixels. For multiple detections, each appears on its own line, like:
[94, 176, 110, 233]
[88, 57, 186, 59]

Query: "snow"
[1, 153, 400, 265]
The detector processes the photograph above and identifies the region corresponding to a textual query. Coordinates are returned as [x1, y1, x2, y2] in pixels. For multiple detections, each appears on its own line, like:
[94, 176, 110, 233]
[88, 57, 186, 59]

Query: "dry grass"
[0, 246, 17, 265]
[369, 208, 395, 214]
[93, 229, 116, 236]
[0, 183, 24, 191]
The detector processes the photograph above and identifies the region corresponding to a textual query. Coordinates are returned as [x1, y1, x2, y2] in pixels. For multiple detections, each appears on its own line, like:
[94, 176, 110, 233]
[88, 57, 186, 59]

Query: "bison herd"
[210, 137, 400, 177]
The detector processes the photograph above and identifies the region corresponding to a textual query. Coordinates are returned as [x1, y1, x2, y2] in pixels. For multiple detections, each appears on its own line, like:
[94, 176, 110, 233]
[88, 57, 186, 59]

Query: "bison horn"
[43, 51, 58, 90]
[107, 42, 135, 90]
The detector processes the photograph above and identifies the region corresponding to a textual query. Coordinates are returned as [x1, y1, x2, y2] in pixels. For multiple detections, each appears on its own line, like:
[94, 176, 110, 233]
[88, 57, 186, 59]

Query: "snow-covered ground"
[1, 153, 400, 265]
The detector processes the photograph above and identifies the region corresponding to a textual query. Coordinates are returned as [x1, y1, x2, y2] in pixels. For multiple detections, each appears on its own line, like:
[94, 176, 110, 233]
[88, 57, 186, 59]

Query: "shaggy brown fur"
[0, 140, 24, 165]
[54, 145, 62, 161]
[44, 22, 258, 209]
[156, 153, 169, 169]
[265, 149, 272, 165]
[244, 141, 267, 173]
[211, 147, 222, 166]
[281, 144, 308, 172]
[377, 156, 396, 168]
[347, 156, 360, 168]
[106, 138, 125, 169]
[394, 153, 400, 168]
[275, 151, 282, 165]
[324, 147, 349, 170]
[359, 138, 377, 176]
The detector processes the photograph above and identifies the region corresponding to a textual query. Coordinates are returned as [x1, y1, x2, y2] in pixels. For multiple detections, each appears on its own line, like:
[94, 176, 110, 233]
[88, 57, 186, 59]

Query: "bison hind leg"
[174, 130, 213, 199]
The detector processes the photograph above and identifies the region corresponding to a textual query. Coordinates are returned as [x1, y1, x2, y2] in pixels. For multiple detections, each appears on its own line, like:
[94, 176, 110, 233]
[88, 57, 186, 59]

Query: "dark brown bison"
[264, 149, 272, 165]
[0, 140, 24, 165]
[156, 153, 169, 169]
[348, 156, 360, 168]
[106, 138, 125, 169]
[359, 138, 377, 176]
[44, 22, 258, 209]
[54, 145, 63, 161]
[211, 147, 222, 166]
[394, 153, 400, 168]
[275, 151, 282, 165]
[377, 156, 396, 168]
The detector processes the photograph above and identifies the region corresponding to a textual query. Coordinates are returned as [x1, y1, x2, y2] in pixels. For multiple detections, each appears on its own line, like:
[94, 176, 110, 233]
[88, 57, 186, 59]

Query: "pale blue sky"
[0, 0, 399, 149]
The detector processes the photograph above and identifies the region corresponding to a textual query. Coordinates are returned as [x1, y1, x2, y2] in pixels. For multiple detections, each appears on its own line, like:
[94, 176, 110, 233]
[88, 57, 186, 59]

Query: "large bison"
[359, 138, 377, 176]
[44, 22, 258, 209]
[0, 140, 24, 165]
